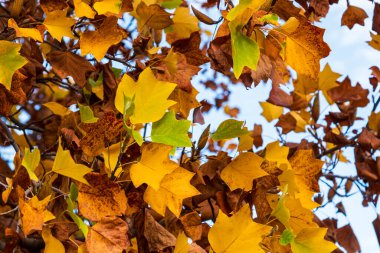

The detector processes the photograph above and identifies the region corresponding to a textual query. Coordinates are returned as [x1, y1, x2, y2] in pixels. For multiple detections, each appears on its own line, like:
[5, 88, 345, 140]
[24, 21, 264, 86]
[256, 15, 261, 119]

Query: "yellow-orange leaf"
[209, 204, 272, 253]
[8, 18, 43, 41]
[115, 68, 176, 124]
[80, 16, 125, 61]
[221, 152, 267, 191]
[130, 143, 178, 190]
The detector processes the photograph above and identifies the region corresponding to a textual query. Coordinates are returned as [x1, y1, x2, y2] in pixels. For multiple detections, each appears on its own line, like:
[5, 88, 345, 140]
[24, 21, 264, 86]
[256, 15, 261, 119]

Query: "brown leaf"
[78, 173, 127, 222]
[268, 84, 293, 107]
[327, 77, 369, 108]
[179, 211, 202, 241]
[336, 224, 360, 253]
[0, 70, 30, 116]
[341, 6, 368, 29]
[373, 215, 380, 244]
[276, 113, 297, 134]
[172, 32, 209, 66]
[191, 6, 219, 25]
[80, 112, 124, 156]
[373, 3, 380, 34]
[358, 128, 380, 150]
[272, 0, 304, 21]
[144, 210, 176, 251]
[86, 216, 129, 253]
[310, 0, 330, 17]
[154, 51, 201, 92]
[136, 2, 173, 30]
[47, 51, 96, 87]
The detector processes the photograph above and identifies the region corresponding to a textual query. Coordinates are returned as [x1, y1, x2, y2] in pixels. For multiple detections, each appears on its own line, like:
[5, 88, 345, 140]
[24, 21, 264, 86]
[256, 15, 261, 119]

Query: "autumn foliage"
[0, 0, 380, 252]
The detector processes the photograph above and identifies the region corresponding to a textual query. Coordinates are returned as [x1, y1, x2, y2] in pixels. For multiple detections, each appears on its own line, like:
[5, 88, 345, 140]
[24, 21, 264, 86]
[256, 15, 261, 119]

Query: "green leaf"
[161, 0, 182, 9]
[69, 182, 78, 202]
[78, 104, 98, 123]
[66, 198, 88, 238]
[123, 95, 135, 118]
[88, 72, 104, 100]
[152, 111, 192, 147]
[211, 119, 249, 141]
[0, 41, 28, 90]
[257, 13, 279, 25]
[280, 229, 295, 246]
[229, 19, 260, 78]
[22, 148, 40, 182]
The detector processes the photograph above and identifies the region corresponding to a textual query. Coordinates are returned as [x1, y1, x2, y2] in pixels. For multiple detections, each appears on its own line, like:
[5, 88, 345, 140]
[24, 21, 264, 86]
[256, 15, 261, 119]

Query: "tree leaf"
[73, 0, 96, 18]
[77, 173, 127, 221]
[151, 111, 192, 147]
[86, 216, 130, 253]
[136, 2, 173, 30]
[80, 16, 125, 61]
[280, 17, 330, 79]
[166, 7, 199, 43]
[115, 68, 176, 124]
[144, 167, 199, 217]
[130, 143, 178, 190]
[0, 41, 27, 90]
[8, 18, 42, 41]
[52, 140, 92, 185]
[221, 152, 267, 191]
[229, 17, 260, 78]
[22, 148, 40, 182]
[93, 0, 122, 15]
[42, 228, 65, 253]
[208, 204, 272, 252]
[43, 8, 75, 41]
[211, 119, 249, 141]
[79, 104, 99, 123]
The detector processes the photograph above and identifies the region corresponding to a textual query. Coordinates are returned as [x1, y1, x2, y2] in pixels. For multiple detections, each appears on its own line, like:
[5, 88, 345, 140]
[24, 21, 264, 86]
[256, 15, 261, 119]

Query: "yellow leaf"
[1, 178, 12, 203]
[227, 0, 267, 21]
[280, 17, 330, 80]
[260, 102, 283, 122]
[318, 63, 340, 91]
[289, 149, 324, 192]
[18, 191, 55, 235]
[80, 16, 125, 61]
[43, 102, 70, 117]
[174, 232, 190, 253]
[144, 167, 200, 217]
[115, 68, 176, 124]
[42, 228, 65, 253]
[221, 152, 268, 191]
[291, 228, 337, 253]
[268, 193, 317, 234]
[130, 143, 178, 190]
[74, 0, 96, 18]
[0, 41, 27, 90]
[93, 0, 122, 16]
[52, 140, 92, 185]
[43, 8, 75, 41]
[238, 133, 254, 151]
[102, 142, 123, 177]
[289, 111, 307, 133]
[369, 111, 380, 133]
[166, 7, 199, 43]
[265, 141, 290, 170]
[368, 32, 380, 51]
[8, 18, 42, 41]
[208, 204, 272, 253]
[22, 148, 40, 182]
